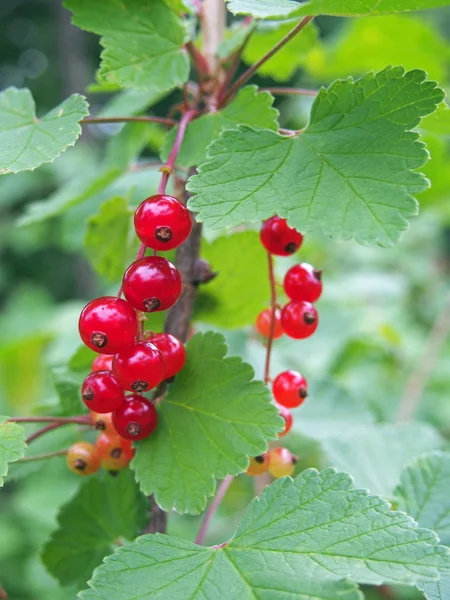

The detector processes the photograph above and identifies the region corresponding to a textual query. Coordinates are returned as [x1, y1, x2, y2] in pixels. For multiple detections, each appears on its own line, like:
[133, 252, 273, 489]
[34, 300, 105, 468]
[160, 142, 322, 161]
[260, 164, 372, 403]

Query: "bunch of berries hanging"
[69, 194, 190, 476]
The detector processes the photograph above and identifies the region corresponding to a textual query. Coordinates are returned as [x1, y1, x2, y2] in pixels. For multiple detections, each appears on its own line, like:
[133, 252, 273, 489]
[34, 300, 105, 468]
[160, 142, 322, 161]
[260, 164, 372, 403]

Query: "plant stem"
[261, 87, 318, 97]
[81, 116, 176, 126]
[0, 585, 7, 600]
[8, 416, 90, 425]
[264, 252, 277, 385]
[216, 25, 255, 103]
[195, 475, 234, 545]
[202, 0, 225, 74]
[26, 422, 64, 444]
[396, 290, 450, 422]
[17, 449, 68, 463]
[220, 16, 314, 106]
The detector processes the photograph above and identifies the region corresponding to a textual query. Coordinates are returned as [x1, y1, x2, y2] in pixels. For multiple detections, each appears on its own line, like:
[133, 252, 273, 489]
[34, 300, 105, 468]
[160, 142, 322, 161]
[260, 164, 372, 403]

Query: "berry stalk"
[264, 252, 277, 385]
[16, 449, 68, 463]
[195, 474, 234, 545]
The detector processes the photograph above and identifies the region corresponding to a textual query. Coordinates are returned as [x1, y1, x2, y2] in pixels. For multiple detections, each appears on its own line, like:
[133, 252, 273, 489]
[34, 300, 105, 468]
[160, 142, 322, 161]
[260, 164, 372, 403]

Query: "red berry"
[284, 263, 322, 303]
[134, 194, 192, 251]
[91, 354, 114, 372]
[272, 370, 308, 409]
[260, 216, 303, 256]
[82, 371, 125, 413]
[277, 404, 293, 437]
[246, 453, 269, 476]
[112, 341, 165, 392]
[112, 394, 158, 441]
[268, 447, 296, 478]
[281, 301, 318, 339]
[255, 308, 283, 339]
[79, 296, 138, 354]
[67, 442, 101, 476]
[122, 257, 182, 313]
[90, 411, 117, 436]
[147, 332, 186, 379]
[96, 432, 134, 462]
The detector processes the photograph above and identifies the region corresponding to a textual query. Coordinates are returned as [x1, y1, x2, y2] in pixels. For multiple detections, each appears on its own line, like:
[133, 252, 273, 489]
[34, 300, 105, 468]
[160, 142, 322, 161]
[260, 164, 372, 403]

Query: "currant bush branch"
[261, 87, 318, 97]
[7, 415, 90, 425]
[195, 475, 234, 545]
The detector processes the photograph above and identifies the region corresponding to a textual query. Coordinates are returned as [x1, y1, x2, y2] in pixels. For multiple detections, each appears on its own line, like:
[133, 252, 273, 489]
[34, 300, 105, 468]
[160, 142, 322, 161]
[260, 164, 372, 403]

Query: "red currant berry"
[112, 394, 158, 441]
[67, 442, 101, 476]
[81, 371, 125, 413]
[90, 411, 117, 436]
[260, 216, 303, 256]
[277, 404, 293, 437]
[246, 453, 269, 476]
[79, 296, 138, 354]
[268, 447, 297, 478]
[281, 301, 318, 339]
[122, 257, 182, 313]
[134, 194, 192, 251]
[284, 263, 322, 303]
[96, 432, 134, 462]
[112, 341, 165, 392]
[272, 370, 308, 408]
[255, 308, 283, 339]
[147, 332, 186, 379]
[91, 354, 114, 372]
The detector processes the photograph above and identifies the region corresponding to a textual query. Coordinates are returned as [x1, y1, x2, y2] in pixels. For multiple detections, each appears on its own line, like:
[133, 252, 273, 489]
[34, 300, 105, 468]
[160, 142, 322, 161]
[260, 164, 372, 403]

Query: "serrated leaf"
[51, 366, 84, 416]
[132, 332, 282, 514]
[161, 86, 279, 168]
[42, 470, 147, 588]
[65, 0, 189, 93]
[80, 468, 450, 599]
[100, 89, 167, 118]
[0, 417, 27, 485]
[0, 88, 88, 175]
[226, 0, 450, 18]
[84, 197, 135, 282]
[320, 422, 443, 498]
[242, 19, 317, 81]
[188, 67, 444, 247]
[195, 231, 269, 327]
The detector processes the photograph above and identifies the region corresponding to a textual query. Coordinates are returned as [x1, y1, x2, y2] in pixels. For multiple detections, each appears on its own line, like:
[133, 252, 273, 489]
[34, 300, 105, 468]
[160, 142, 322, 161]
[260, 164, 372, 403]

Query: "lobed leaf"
[0, 416, 27, 485]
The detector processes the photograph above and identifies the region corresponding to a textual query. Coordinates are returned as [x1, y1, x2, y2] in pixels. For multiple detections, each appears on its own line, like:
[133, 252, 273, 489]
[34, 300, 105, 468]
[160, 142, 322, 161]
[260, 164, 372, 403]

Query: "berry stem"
[195, 475, 234, 545]
[260, 87, 318, 97]
[8, 415, 90, 425]
[220, 15, 314, 106]
[185, 41, 211, 94]
[264, 252, 277, 385]
[26, 422, 65, 444]
[16, 449, 68, 463]
[81, 116, 176, 127]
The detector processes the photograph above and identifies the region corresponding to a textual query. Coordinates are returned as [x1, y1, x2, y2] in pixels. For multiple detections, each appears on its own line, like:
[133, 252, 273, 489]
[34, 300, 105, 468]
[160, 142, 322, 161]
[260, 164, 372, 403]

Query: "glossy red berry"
[91, 354, 114, 372]
[134, 194, 192, 251]
[246, 453, 269, 476]
[67, 442, 101, 476]
[96, 432, 134, 462]
[281, 301, 318, 339]
[277, 403, 293, 437]
[112, 341, 165, 392]
[255, 308, 283, 339]
[112, 394, 158, 441]
[90, 411, 117, 436]
[79, 296, 138, 354]
[122, 256, 182, 312]
[147, 332, 186, 379]
[268, 447, 297, 478]
[272, 370, 308, 409]
[260, 216, 303, 256]
[284, 263, 323, 303]
[81, 371, 125, 413]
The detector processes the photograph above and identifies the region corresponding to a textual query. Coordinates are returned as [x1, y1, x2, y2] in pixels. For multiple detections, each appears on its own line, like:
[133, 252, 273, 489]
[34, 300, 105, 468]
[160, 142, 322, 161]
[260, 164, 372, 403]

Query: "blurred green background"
[1, 2, 450, 598]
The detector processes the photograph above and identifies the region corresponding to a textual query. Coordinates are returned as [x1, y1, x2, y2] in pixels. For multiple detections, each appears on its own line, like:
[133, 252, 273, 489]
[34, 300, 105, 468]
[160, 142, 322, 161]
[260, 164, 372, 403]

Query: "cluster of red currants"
[68, 194, 191, 476]
[248, 216, 323, 478]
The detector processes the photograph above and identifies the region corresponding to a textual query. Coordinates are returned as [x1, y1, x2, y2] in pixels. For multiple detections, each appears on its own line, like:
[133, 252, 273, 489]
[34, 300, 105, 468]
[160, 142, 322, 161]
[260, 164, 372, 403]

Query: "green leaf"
[84, 197, 136, 282]
[217, 23, 255, 59]
[0, 417, 27, 485]
[0, 88, 88, 175]
[160, 86, 279, 168]
[51, 366, 84, 416]
[69, 345, 97, 372]
[81, 468, 450, 599]
[242, 19, 317, 81]
[100, 89, 167, 118]
[42, 470, 147, 588]
[195, 231, 269, 327]
[320, 423, 443, 499]
[132, 332, 282, 514]
[65, 0, 189, 92]
[188, 67, 444, 247]
[226, 0, 450, 18]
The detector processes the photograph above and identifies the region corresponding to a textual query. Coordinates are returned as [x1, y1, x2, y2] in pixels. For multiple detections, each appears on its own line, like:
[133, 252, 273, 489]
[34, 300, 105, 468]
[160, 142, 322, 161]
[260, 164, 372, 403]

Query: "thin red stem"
[216, 25, 254, 103]
[195, 475, 234, 545]
[26, 422, 64, 444]
[17, 449, 68, 463]
[8, 416, 90, 425]
[261, 87, 318, 97]
[220, 16, 314, 106]
[81, 116, 176, 127]
[186, 41, 211, 95]
[264, 252, 277, 385]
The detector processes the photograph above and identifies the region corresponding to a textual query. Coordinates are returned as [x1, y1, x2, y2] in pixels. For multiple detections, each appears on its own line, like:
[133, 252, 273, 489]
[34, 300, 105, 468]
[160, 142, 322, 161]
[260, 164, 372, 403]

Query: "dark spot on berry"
[82, 385, 94, 402]
[313, 269, 322, 281]
[298, 386, 308, 399]
[110, 447, 122, 459]
[303, 311, 316, 325]
[284, 242, 298, 254]
[74, 458, 87, 471]
[155, 226, 172, 243]
[131, 380, 148, 392]
[254, 455, 265, 464]
[143, 297, 161, 311]
[292, 455, 299, 464]
[126, 422, 141, 436]
[91, 331, 107, 348]
[94, 419, 106, 430]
